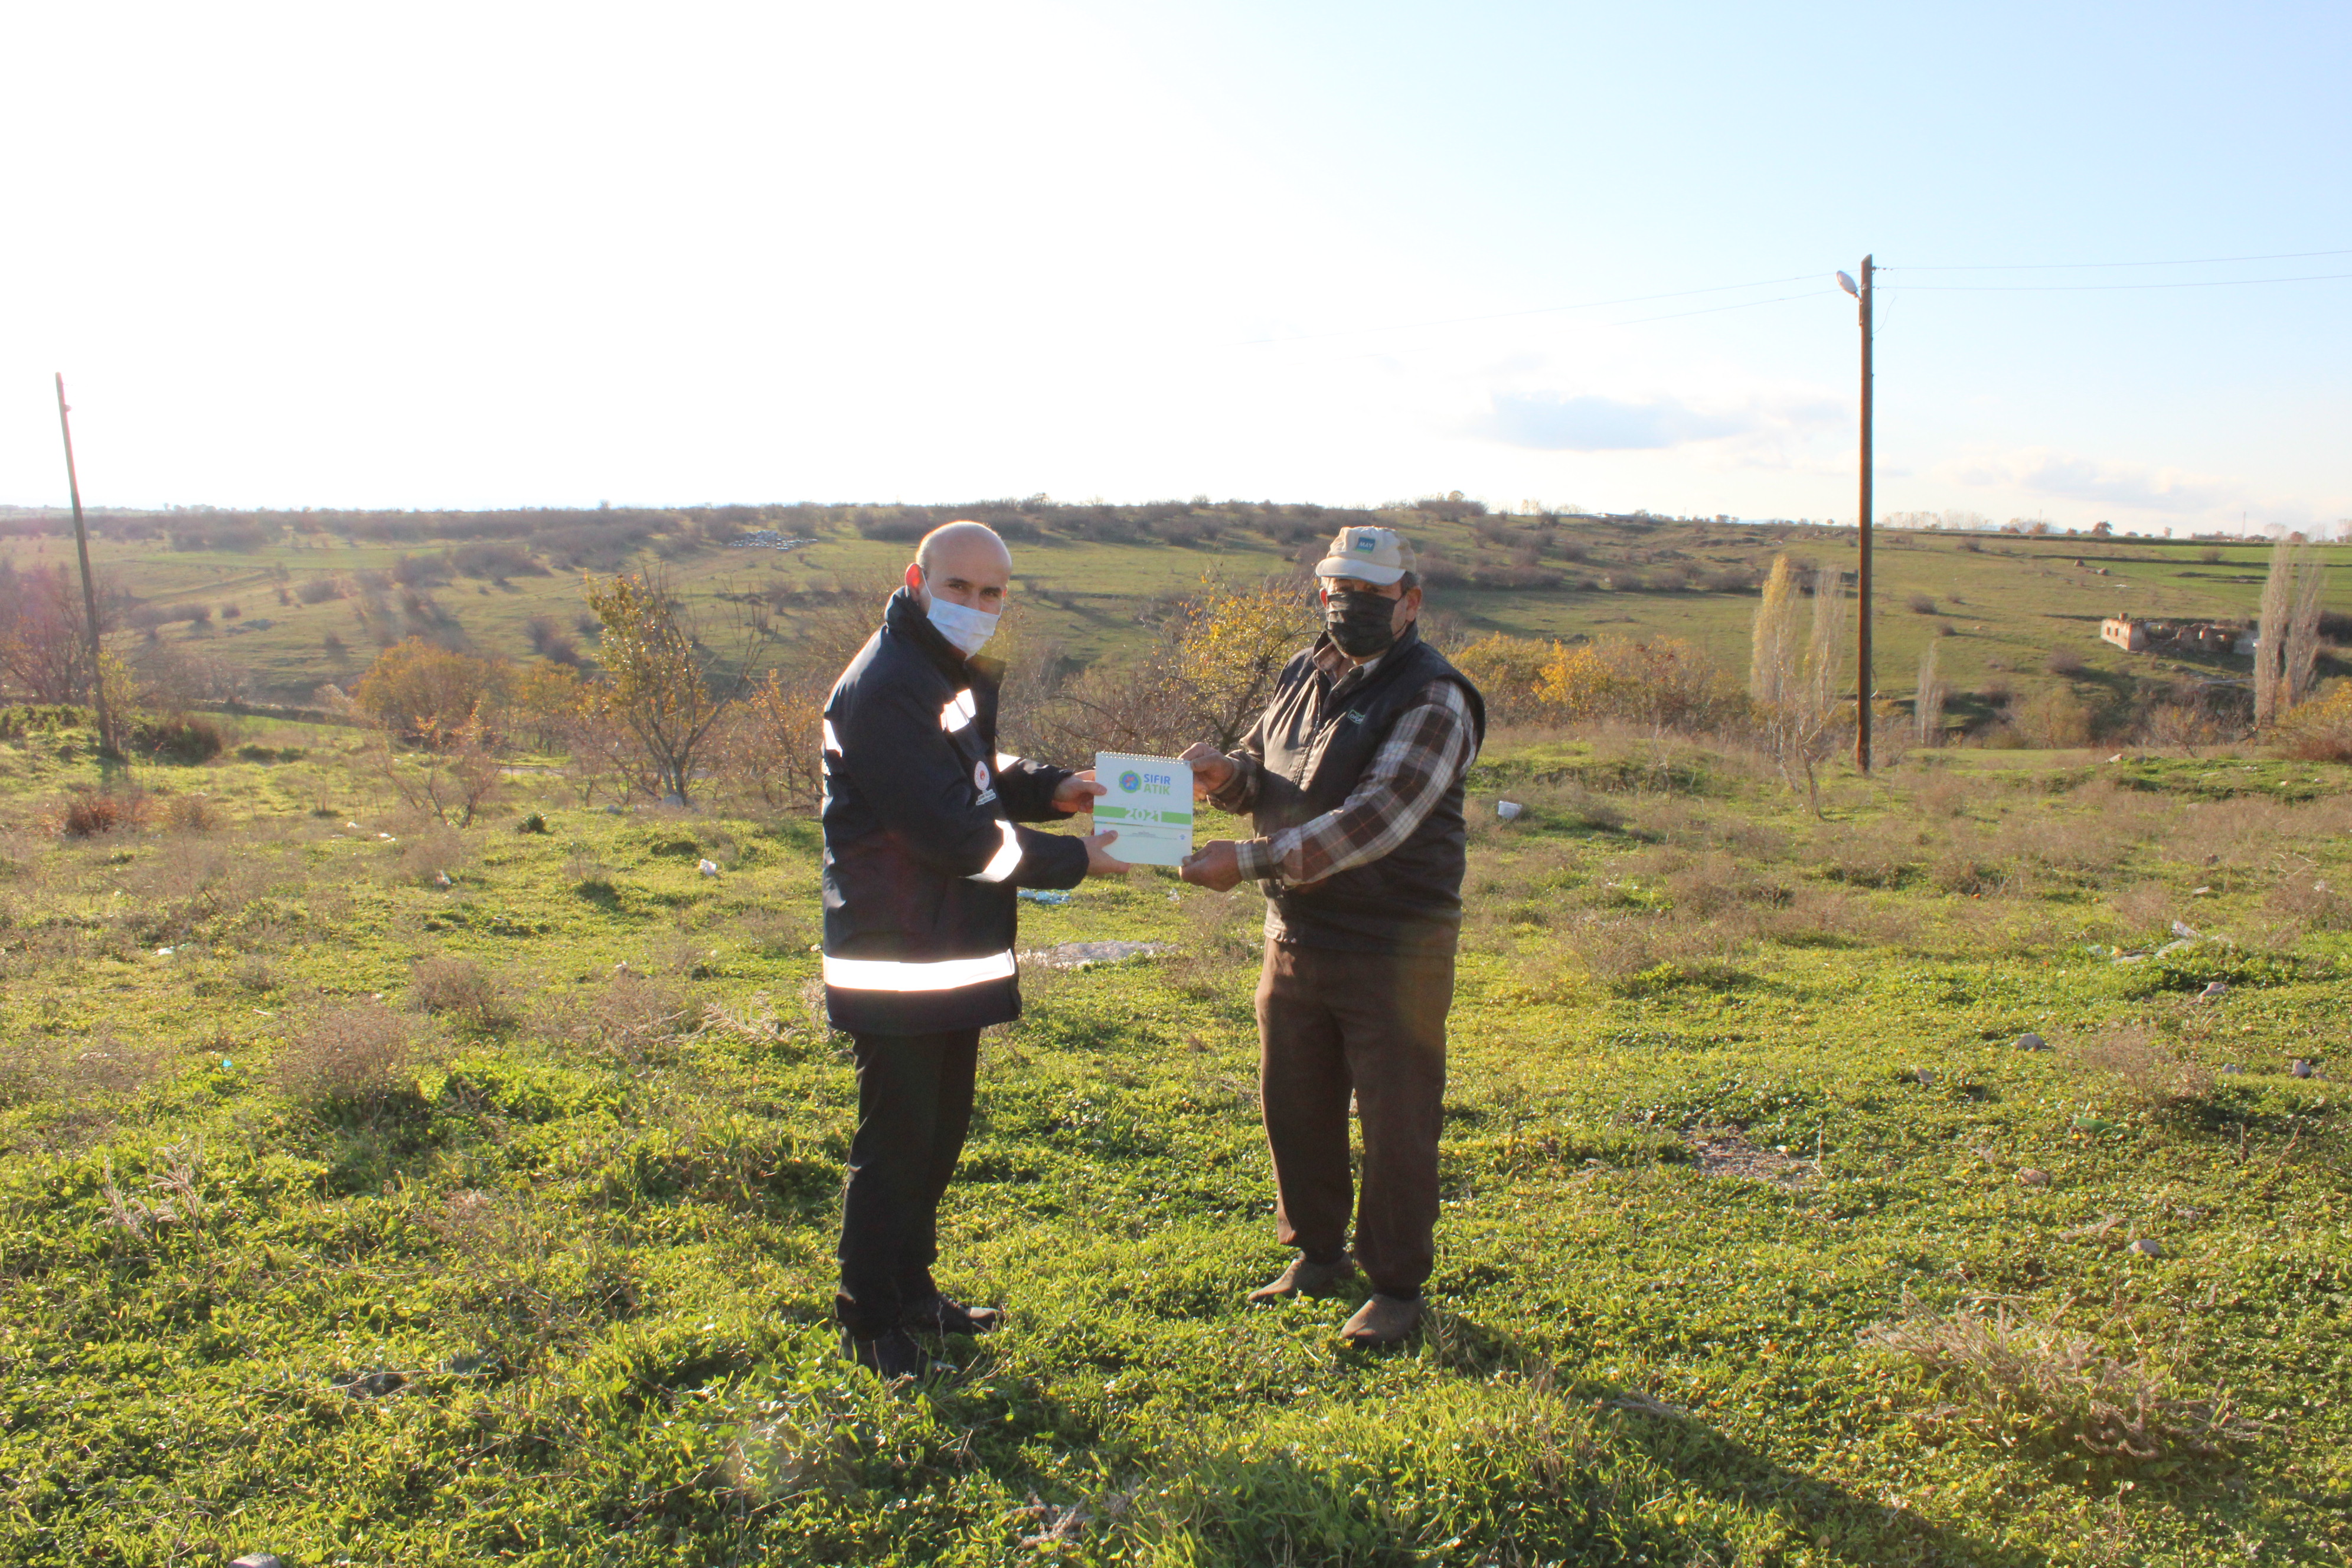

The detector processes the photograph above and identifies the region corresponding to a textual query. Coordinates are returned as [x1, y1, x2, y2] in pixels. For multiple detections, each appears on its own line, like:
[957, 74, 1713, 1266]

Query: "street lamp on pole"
[1837, 259, 1874, 773]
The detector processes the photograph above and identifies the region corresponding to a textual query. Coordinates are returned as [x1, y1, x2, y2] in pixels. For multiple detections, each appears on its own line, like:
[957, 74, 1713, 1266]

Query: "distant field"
[3, 510, 2344, 718]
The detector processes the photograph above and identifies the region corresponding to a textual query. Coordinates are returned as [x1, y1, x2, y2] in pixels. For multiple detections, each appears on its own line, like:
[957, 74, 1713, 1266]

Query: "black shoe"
[839, 1325, 940, 1380]
[902, 1293, 1004, 1336]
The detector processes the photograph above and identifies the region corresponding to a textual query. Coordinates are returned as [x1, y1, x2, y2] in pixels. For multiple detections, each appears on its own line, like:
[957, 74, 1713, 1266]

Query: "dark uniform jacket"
[820, 587, 1089, 1034]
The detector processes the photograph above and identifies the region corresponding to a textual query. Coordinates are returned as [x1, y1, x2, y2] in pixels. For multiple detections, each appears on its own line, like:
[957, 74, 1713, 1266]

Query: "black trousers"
[835, 1028, 979, 1337]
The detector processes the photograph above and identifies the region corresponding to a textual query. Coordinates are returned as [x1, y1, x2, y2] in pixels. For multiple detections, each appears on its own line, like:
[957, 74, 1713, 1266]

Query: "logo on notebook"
[1118, 769, 1142, 793]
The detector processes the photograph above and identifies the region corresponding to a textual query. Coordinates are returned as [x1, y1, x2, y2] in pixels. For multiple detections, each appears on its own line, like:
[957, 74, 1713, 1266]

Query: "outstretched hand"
[1082, 829, 1132, 877]
[1180, 839, 1245, 892]
[1053, 769, 1108, 815]
[1181, 743, 1234, 801]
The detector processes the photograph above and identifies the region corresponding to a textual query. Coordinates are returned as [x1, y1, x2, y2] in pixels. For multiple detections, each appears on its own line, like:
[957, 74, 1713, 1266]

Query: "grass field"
[1, 711, 2346, 1566]
[6, 512, 2344, 727]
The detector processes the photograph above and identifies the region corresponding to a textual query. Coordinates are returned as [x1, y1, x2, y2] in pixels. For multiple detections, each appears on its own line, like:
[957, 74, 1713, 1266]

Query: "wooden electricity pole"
[54, 374, 116, 756]
[1853, 255, 1874, 774]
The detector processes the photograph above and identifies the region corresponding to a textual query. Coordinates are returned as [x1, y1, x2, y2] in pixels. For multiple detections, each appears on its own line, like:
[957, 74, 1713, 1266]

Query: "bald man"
[819, 521, 1129, 1378]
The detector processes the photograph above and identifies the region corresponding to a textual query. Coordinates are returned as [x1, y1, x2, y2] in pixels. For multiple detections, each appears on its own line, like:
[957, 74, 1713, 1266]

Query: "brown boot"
[1246, 1253, 1358, 1305]
[1340, 1293, 1422, 1347]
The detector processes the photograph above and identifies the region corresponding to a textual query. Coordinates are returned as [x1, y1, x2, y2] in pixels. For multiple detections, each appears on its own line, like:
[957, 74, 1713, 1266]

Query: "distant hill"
[1, 499, 2343, 730]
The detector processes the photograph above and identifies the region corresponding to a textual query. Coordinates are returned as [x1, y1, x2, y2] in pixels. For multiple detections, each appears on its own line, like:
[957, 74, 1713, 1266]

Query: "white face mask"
[923, 590, 1000, 658]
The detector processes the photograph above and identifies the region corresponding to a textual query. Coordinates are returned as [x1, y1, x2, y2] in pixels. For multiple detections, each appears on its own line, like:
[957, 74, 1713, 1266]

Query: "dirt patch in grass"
[1681, 1125, 1816, 1185]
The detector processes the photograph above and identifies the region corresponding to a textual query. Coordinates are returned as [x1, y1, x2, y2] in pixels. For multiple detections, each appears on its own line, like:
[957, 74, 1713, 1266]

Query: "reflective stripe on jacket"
[820, 587, 1089, 1033]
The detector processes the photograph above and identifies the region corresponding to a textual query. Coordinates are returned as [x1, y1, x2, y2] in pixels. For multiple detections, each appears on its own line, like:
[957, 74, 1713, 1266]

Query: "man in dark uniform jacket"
[821, 521, 1129, 1377]
[1180, 525, 1484, 1347]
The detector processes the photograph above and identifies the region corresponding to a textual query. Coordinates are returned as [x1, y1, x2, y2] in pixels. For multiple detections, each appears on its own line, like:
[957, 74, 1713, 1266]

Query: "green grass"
[1, 723, 2347, 1564]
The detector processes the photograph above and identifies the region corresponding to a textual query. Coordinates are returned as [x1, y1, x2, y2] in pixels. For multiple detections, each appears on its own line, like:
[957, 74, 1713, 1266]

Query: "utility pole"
[1845, 256, 1876, 773]
[54, 374, 116, 756]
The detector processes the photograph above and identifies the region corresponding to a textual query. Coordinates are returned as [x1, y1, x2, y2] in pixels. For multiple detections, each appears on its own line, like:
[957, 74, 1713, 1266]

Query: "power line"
[1297, 285, 1832, 367]
[1229, 272, 1822, 347]
[1613, 289, 1827, 326]
[1885, 269, 2352, 293]
[1888, 246, 2352, 273]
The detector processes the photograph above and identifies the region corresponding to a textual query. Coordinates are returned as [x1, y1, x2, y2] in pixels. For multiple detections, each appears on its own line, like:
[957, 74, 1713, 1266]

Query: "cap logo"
[1354, 533, 1375, 551]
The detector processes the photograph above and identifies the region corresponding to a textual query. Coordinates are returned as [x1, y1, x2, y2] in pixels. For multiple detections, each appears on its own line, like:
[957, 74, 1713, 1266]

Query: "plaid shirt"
[1206, 643, 1480, 890]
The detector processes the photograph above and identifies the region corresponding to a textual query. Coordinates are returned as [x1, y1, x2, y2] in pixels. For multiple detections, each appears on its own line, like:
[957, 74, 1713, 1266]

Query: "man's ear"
[903, 561, 925, 594]
[1395, 586, 1423, 626]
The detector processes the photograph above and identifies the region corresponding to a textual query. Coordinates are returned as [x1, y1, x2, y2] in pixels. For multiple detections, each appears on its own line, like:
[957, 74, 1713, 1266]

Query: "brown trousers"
[1255, 939, 1453, 1297]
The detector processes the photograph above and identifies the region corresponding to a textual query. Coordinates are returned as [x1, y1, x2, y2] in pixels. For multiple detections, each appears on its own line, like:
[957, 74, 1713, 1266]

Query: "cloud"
[1478, 392, 1748, 451]
[1938, 447, 2237, 515]
[1474, 388, 1841, 453]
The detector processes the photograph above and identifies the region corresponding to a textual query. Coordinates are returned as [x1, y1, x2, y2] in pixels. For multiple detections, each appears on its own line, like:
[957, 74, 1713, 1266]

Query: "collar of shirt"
[1312, 641, 1381, 692]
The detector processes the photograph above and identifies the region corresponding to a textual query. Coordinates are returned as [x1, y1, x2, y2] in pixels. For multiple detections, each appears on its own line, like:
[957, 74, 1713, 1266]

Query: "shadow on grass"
[1413, 1309, 2051, 1568]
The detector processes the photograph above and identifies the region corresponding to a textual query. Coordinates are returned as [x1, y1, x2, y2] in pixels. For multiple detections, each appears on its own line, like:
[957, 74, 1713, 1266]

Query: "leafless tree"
[0, 562, 101, 704]
[1750, 557, 1847, 811]
[2254, 542, 2326, 726]
[1915, 641, 1945, 746]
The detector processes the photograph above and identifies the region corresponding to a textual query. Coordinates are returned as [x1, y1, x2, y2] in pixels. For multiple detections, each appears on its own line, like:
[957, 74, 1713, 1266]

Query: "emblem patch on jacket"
[972, 759, 989, 790]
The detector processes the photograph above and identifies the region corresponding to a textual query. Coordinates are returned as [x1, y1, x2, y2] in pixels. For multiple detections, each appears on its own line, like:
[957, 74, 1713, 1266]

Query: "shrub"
[1536, 636, 1746, 735]
[2118, 943, 2311, 998]
[1449, 633, 1554, 726]
[524, 614, 583, 667]
[1906, 592, 1937, 614]
[0, 1038, 164, 1108]
[273, 1002, 426, 1115]
[2011, 686, 2092, 748]
[2045, 648, 2087, 676]
[61, 790, 142, 836]
[722, 668, 827, 812]
[852, 510, 930, 543]
[2265, 874, 2352, 930]
[132, 716, 226, 764]
[160, 793, 220, 833]
[352, 638, 507, 747]
[451, 542, 546, 579]
[410, 956, 515, 1030]
[532, 972, 697, 1070]
[2271, 680, 2352, 762]
[2072, 1024, 2212, 1113]
[1864, 1305, 2263, 1462]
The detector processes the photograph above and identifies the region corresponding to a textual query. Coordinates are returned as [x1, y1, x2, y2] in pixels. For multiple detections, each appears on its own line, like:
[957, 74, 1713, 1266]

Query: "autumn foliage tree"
[583, 570, 766, 804]
[1025, 575, 1320, 757]
[1536, 636, 1745, 734]
[351, 638, 508, 746]
[1165, 576, 1323, 749]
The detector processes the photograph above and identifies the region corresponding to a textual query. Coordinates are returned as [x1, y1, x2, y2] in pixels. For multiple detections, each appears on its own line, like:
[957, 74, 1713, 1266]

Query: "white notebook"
[1090, 752, 1195, 867]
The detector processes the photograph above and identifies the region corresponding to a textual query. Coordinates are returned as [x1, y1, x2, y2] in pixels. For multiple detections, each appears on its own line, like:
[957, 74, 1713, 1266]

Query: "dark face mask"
[1324, 589, 1400, 658]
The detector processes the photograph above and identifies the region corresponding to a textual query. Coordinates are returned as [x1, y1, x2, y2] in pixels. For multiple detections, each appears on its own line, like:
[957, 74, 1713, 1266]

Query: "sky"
[1, 1, 2346, 532]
